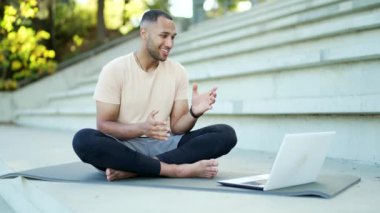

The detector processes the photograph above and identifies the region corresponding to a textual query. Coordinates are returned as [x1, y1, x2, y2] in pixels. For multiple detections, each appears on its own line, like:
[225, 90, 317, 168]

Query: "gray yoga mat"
[0, 162, 360, 198]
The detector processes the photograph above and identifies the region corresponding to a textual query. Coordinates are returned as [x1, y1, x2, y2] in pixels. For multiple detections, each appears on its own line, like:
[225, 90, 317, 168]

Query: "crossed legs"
[72, 124, 237, 180]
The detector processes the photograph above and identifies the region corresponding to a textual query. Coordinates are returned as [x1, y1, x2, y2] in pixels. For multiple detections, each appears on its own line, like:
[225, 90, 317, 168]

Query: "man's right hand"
[142, 110, 170, 141]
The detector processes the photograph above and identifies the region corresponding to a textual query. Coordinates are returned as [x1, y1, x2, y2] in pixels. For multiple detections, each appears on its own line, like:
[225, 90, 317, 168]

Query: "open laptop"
[218, 131, 335, 191]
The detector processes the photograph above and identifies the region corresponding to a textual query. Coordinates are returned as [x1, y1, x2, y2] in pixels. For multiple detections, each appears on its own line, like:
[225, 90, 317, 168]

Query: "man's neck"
[134, 50, 159, 72]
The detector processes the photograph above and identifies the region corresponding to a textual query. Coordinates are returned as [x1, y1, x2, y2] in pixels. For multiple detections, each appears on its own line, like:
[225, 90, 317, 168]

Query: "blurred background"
[1, 0, 379, 164]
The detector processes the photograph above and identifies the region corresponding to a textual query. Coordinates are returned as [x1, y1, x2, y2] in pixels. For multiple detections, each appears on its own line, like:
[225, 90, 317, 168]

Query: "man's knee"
[72, 128, 98, 159]
[213, 124, 237, 150]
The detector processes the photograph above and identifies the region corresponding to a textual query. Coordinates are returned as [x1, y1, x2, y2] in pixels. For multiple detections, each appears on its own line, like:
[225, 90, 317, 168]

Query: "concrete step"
[177, 0, 325, 44]
[175, 0, 373, 49]
[213, 95, 380, 115]
[17, 90, 380, 120]
[174, 1, 380, 64]
[70, 75, 98, 91]
[14, 107, 96, 131]
[46, 87, 95, 108]
[184, 36, 380, 80]
[189, 59, 380, 110]
[196, 114, 380, 163]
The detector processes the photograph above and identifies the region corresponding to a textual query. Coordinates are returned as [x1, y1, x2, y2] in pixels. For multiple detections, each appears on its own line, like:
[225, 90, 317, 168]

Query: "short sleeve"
[175, 64, 189, 101]
[93, 63, 122, 104]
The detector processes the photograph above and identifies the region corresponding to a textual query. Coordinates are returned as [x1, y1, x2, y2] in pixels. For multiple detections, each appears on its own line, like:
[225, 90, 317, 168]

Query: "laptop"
[218, 131, 335, 191]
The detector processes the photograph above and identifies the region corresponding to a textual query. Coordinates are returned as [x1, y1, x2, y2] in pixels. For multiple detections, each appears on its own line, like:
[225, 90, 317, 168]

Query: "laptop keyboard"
[244, 179, 267, 185]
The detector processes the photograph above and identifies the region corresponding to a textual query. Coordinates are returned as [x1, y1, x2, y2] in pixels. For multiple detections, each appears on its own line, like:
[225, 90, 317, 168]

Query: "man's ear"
[140, 28, 148, 40]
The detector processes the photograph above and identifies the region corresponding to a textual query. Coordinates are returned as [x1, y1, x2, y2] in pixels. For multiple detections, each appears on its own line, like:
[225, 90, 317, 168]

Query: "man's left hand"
[191, 83, 217, 117]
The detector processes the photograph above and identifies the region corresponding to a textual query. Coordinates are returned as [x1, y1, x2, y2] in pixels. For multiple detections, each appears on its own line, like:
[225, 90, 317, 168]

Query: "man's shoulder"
[100, 53, 133, 76]
[164, 57, 185, 72]
[104, 53, 133, 68]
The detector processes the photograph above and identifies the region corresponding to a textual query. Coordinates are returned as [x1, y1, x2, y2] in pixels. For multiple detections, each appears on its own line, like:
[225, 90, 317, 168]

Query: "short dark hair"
[140, 9, 173, 26]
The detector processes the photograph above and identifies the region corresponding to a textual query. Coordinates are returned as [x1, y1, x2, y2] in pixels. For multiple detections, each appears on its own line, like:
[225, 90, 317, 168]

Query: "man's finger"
[192, 83, 198, 95]
[153, 125, 169, 132]
[210, 98, 216, 104]
[209, 86, 217, 94]
[153, 120, 167, 127]
[151, 132, 169, 141]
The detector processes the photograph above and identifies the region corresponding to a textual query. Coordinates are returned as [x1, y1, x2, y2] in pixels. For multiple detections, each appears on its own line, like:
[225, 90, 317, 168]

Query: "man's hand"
[142, 110, 170, 140]
[191, 83, 217, 117]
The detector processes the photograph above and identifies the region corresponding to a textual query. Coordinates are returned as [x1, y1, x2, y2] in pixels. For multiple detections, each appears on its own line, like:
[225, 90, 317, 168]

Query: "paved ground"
[0, 195, 14, 213]
[0, 124, 379, 213]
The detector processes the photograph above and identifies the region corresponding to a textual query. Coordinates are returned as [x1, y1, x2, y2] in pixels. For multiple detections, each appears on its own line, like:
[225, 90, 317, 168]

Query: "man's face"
[144, 16, 177, 61]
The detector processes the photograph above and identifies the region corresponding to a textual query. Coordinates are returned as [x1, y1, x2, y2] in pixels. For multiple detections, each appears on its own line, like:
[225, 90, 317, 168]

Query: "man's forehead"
[150, 17, 176, 34]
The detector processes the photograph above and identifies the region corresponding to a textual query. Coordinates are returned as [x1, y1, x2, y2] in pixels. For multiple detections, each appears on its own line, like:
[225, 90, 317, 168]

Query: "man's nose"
[165, 37, 173, 48]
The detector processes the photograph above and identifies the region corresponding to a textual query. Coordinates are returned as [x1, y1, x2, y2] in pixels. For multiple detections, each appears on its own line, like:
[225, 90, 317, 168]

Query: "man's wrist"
[189, 106, 202, 119]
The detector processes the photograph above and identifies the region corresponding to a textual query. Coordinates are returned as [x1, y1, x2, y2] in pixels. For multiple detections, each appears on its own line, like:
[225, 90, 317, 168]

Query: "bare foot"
[106, 168, 137, 181]
[173, 159, 219, 178]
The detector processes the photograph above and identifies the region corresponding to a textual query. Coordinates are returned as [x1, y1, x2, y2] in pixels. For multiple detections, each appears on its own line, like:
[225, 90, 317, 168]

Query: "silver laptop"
[218, 131, 335, 191]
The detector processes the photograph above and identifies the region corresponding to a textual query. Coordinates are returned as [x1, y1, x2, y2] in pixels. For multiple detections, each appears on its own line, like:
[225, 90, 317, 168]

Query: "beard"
[147, 36, 167, 61]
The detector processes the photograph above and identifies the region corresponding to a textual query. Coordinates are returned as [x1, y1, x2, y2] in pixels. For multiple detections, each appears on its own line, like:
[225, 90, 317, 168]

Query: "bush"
[54, 0, 96, 61]
[0, 0, 56, 91]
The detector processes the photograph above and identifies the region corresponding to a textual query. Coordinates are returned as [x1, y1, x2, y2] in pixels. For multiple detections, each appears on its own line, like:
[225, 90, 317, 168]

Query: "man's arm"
[170, 83, 217, 134]
[96, 101, 170, 140]
[170, 100, 197, 134]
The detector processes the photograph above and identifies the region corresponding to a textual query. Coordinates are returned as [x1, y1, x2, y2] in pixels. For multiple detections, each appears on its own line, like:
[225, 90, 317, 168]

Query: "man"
[73, 10, 237, 181]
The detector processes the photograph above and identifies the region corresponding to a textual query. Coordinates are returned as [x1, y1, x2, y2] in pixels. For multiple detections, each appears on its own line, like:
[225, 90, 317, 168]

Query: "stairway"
[11, 0, 380, 163]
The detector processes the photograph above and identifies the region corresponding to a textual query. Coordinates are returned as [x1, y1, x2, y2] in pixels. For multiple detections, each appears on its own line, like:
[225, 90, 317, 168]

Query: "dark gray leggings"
[72, 124, 237, 176]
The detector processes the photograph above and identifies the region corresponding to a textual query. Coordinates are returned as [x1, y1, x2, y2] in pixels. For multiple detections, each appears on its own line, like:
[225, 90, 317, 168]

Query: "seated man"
[72, 9, 237, 181]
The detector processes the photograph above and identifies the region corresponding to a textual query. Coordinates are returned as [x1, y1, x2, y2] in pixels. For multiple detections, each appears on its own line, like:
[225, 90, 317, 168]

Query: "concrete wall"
[196, 114, 380, 164]
[0, 92, 13, 122]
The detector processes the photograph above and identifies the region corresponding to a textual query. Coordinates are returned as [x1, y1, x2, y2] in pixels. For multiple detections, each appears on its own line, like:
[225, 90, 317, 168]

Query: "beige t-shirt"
[93, 53, 188, 125]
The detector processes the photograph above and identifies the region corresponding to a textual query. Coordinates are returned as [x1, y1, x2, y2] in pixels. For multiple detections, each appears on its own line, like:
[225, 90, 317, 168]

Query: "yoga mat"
[0, 162, 360, 198]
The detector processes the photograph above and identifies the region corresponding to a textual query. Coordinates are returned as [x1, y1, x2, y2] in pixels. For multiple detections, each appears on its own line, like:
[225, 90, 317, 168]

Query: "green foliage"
[54, 0, 96, 60]
[205, 0, 249, 18]
[0, 0, 56, 91]
[120, 0, 169, 34]
[0, 0, 172, 91]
